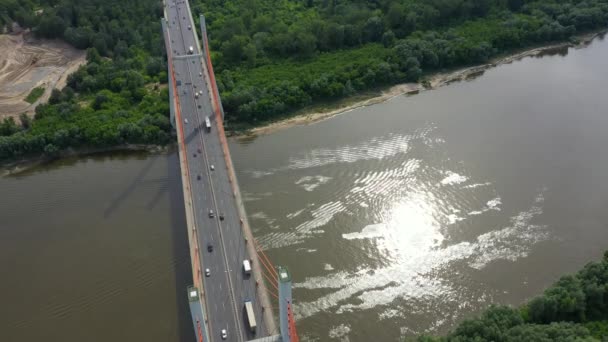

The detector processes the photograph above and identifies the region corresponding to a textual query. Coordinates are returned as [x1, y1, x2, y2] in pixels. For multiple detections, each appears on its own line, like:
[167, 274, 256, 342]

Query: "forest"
[414, 251, 608, 341]
[0, 0, 608, 159]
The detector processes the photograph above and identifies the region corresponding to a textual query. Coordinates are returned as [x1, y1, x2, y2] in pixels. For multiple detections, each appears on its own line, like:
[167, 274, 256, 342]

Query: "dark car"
[207, 244, 213, 252]
[219, 213, 224, 221]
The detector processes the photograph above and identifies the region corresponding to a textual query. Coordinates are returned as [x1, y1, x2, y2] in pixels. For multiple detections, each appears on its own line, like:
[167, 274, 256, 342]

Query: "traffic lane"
[173, 9, 260, 338]
[168, 6, 243, 341]
[192, 58, 264, 336]
[206, 139, 260, 337]
[182, 98, 239, 341]
[183, 108, 239, 341]
[186, 116, 238, 341]
[188, 60, 247, 340]
[196, 217, 234, 341]
[198, 102, 262, 337]
[174, 61, 238, 341]
[174, 63, 235, 341]
[202, 87, 268, 335]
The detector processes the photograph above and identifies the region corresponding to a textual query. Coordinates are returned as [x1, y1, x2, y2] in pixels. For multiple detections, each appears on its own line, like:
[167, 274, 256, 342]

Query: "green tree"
[19, 113, 31, 129]
[0, 117, 19, 136]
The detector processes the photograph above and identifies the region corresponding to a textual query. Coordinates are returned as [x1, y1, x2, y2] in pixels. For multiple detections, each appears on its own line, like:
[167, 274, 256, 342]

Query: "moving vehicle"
[184, 118, 188, 124]
[207, 244, 213, 252]
[243, 259, 251, 275]
[187, 46, 194, 54]
[187, 25, 191, 30]
[205, 116, 211, 131]
[219, 213, 224, 221]
[205, 268, 210, 277]
[209, 209, 214, 218]
[195, 91, 199, 99]
[210, 165, 215, 171]
[244, 300, 257, 334]
[220, 329, 227, 340]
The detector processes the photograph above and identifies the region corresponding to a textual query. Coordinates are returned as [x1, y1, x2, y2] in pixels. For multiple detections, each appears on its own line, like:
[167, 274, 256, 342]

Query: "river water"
[2, 35, 608, 341]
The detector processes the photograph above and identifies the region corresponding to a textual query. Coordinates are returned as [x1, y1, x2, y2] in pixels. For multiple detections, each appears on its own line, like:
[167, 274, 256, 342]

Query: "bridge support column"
[278, 266, 293, 342]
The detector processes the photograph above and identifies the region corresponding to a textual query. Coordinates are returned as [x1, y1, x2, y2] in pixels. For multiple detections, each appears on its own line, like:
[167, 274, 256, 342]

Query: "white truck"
[244, 300, 257, 333]
[205, 116, 211, 132]
[242, 259, 251, 275]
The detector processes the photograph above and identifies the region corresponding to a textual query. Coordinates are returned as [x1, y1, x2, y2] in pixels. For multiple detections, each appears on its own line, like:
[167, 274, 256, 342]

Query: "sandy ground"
[0, 32, 85, 120]
[241, 30, 606, 138]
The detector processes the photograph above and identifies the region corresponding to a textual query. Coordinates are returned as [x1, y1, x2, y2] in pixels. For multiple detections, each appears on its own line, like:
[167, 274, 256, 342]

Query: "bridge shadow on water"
[103, 154, 159, 219]
[99, 148, 195, 340]
[167, 148, 196, 342]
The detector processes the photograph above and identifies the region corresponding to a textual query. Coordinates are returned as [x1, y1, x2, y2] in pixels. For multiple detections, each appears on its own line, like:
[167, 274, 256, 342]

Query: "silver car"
[221, 329, 227, 340]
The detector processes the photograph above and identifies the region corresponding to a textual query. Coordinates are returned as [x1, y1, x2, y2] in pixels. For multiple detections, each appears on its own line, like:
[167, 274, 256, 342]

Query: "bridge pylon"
[277, 266, 298, 342]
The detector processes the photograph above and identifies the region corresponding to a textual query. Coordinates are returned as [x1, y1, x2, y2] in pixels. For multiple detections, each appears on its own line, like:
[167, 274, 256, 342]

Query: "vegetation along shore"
[413, 251, 608, 341]
[1, 0, 608, 164]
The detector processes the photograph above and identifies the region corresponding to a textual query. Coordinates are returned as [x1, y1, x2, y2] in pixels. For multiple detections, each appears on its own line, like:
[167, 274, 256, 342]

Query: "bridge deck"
[162, 1, 276, 341]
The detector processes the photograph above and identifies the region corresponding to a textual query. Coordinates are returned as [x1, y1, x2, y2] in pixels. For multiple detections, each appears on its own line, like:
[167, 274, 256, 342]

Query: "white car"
[221, 329, 227, 340]
[205, 268, 210, 277]
[210, 165, 215, 171]
[184, 118, 188, 124]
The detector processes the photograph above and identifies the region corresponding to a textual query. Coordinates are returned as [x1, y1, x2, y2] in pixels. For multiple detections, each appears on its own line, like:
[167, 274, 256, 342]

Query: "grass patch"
[25, 87, 45, 104]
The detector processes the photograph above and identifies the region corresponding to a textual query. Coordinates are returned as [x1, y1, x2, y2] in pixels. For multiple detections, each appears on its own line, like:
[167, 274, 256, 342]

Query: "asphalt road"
[164, 1, 269, 341]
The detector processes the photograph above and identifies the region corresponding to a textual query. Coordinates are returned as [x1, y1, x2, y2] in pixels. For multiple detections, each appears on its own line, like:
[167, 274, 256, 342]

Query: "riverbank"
[0, 144, 169, 177]
[235, 30, 606, 138]
[1, 31, 605, 172]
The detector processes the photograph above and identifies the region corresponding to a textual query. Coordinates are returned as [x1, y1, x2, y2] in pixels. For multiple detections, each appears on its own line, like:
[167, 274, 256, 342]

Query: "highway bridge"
[161, 1, 298, 342]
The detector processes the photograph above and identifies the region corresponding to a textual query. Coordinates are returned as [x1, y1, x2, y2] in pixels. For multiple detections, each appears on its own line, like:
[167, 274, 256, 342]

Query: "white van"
[242, 260, 251, 275]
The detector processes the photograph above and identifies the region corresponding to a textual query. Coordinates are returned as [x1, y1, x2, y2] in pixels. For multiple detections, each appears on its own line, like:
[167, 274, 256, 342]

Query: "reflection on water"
[230, 35, 608, 340]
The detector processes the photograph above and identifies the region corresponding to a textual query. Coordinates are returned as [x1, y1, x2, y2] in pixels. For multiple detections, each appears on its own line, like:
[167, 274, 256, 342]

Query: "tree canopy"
[413, 251, 608, 341]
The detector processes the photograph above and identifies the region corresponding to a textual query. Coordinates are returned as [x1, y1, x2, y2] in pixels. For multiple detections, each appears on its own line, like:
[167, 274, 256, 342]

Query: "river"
[1, 35, 608, 341]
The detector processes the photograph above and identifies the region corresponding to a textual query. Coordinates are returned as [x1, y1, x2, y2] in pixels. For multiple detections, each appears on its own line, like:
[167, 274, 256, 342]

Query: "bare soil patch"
[0, 32, 85, 120]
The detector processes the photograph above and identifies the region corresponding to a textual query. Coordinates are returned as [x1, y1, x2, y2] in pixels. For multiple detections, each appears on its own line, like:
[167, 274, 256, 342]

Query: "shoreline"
[1, 30, 605, 173]
[1, 144, 169, 177]
[236, 30, 606, 138]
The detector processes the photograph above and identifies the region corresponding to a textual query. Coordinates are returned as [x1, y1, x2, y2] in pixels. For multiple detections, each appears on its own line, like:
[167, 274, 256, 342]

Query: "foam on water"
[295, 175, 333, 192]
[439, 171, 468, 185]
